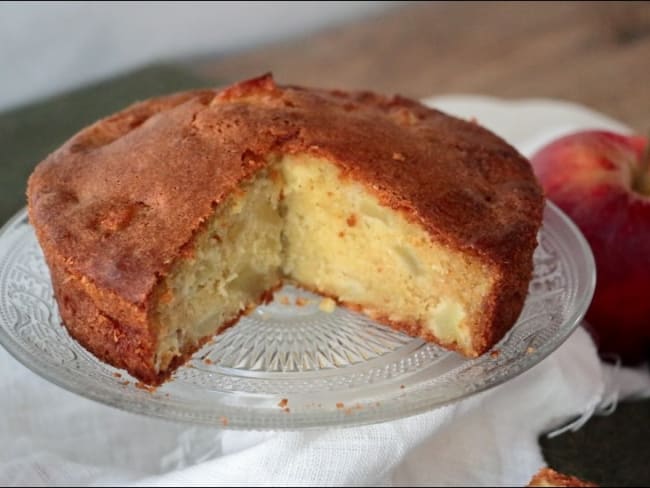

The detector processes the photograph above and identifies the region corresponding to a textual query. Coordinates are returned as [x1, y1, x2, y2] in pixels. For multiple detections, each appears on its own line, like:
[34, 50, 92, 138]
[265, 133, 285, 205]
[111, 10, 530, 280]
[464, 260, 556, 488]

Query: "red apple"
[531, 130, 650, 363]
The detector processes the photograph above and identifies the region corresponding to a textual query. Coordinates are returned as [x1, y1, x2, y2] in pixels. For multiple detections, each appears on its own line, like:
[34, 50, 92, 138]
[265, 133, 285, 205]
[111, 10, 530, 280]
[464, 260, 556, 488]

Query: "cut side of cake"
[27, 74, 544, 385]
[280, 154, 495, 355]
[153, 168, 285, 372]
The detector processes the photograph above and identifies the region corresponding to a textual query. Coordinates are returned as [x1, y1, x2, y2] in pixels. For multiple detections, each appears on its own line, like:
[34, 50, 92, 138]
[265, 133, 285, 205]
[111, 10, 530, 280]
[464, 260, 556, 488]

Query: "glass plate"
[0, 202, 594, 430]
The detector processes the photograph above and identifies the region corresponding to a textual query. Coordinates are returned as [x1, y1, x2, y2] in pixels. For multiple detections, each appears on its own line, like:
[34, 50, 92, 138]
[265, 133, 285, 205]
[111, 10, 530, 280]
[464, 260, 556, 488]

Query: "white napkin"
[1, 97, 649, 486]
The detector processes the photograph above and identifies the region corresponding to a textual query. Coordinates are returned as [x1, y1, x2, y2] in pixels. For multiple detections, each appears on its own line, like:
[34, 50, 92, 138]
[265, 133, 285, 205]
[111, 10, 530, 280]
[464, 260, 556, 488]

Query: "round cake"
[27, 74, 544, 385]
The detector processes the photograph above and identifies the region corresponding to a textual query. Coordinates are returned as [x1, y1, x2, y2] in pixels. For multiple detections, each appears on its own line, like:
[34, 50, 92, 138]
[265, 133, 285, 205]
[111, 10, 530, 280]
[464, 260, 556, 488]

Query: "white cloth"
[2, 327, 647, 487]
[2, 97, 649, 486]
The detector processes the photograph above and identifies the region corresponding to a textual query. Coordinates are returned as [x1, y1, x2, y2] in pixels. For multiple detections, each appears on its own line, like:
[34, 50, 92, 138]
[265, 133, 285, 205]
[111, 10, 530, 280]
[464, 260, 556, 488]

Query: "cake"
[527, 467, 597, 487]
[27, 74, 544, 385]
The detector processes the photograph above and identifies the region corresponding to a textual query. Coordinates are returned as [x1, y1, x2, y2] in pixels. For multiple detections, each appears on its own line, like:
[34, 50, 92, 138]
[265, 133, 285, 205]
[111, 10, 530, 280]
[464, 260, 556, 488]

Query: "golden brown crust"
[47, 252, 160, 384]
[27, 73, 544, 383]
[528, 467, 598, 487]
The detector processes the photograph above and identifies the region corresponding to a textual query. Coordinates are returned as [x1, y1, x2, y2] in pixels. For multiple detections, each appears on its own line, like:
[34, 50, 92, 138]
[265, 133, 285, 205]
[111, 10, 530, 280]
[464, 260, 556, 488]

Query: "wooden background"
[192, 1, 650, 129]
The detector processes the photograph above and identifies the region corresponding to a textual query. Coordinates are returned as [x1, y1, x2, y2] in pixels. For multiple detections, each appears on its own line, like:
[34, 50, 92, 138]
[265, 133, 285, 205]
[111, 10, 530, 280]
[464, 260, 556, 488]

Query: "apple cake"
[27, 74, 544, 385]
[527, 467, 597, 487]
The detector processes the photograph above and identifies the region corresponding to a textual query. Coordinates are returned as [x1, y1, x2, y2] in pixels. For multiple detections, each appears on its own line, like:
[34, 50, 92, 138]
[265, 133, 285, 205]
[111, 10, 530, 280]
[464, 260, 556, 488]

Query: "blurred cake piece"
[528, 467, 597, 487]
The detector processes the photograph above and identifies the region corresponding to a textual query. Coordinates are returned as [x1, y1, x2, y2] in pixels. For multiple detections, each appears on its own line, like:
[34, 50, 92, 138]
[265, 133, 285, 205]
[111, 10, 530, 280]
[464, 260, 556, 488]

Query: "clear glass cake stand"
[0, 202, 595, 430]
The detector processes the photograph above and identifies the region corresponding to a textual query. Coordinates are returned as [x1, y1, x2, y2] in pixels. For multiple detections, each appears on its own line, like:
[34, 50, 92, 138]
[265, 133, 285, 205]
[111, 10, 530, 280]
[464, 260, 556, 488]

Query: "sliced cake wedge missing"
[27, 74, 544, 384]
[281, 154, 498, 356]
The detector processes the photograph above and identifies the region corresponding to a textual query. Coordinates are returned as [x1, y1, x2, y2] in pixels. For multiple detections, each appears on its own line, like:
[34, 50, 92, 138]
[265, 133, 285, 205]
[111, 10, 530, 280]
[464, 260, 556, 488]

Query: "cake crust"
[528, 467, 598, 487]
[27, 74, 544, 384]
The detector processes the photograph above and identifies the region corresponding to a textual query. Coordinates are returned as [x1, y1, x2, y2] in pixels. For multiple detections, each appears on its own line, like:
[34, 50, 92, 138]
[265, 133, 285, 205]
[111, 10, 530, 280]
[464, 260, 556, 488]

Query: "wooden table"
[192, 1, 650, 129]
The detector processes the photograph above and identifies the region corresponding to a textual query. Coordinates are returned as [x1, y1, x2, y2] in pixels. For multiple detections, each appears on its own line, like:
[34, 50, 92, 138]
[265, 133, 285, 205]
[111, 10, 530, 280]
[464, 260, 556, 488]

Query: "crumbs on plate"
[135, 381, 156, 393]
[319, 297, 337, 313]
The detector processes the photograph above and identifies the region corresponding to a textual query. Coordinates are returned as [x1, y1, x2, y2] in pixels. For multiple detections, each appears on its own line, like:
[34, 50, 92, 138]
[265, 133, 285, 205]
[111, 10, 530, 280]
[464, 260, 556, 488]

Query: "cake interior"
[154, 169, 284, 371]
[153, 154, 496, 374]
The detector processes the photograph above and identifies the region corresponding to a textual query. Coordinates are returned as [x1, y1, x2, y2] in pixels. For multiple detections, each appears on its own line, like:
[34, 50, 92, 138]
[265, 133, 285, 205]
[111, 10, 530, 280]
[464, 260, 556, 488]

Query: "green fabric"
[0, 63, 210, 223]
[541, 398, 650, 486]
[1, 61, 648, 485]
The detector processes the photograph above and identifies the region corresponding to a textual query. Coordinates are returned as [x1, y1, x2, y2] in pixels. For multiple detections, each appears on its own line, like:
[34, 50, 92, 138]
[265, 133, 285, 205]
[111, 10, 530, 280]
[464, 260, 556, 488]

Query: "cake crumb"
[295, 297, 309, 307]
[490, 350, 500, 359]
[113, 372, 122, 378]
[112, 330, 122, 343]
[278, 398, 289, 409]
[120, 380, 130, 386]
[319, 297, 337, 313]
[527, 346, 536, 354]
[159, 289, 174, 304]
[135, 381, 156, 393]
[204, 358, 214, 365]
[392, 152, 405, 161]
[219, 416, 229, 427]
[336, 402, 345, 409]
[283, 407, 291, 414]
[279, 295, 290, 305]
[346, 214, 357, 227]
[400, 384, 405, 389]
